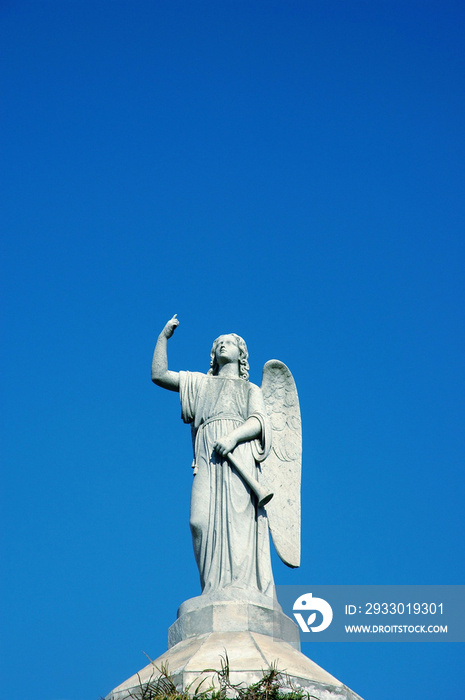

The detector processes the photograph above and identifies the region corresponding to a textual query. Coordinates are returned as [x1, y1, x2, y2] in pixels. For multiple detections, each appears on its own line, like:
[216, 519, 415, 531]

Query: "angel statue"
[151, 315, 301, 604]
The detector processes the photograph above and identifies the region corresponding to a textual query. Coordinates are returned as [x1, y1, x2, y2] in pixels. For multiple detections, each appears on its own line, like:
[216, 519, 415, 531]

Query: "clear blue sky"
[1, 2, 464, 699]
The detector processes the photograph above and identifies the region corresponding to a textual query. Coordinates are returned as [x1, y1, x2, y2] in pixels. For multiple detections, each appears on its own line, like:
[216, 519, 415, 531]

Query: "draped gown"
[179, 371, 274, 599]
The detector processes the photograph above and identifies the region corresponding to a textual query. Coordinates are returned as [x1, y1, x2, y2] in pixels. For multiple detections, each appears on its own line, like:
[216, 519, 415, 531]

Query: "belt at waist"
[191, 414, 243, 474]
[199, 414, 243, 428]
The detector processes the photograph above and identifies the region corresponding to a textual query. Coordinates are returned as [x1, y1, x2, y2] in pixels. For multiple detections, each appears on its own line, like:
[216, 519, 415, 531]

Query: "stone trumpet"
[223, 451, 274, 508]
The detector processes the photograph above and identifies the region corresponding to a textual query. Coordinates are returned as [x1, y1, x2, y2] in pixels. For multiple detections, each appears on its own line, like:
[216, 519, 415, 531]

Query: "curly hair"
[208, 333, 249, 380]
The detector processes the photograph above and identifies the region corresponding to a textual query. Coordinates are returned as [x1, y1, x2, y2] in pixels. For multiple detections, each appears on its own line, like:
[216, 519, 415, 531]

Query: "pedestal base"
[106, 595, 363, 700]
[168, 597, 300, 650]
[107, 630, 363, 700]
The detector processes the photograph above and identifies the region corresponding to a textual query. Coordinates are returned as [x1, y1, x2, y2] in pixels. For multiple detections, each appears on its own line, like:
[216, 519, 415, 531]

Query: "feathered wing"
[259, 360, 301, 568]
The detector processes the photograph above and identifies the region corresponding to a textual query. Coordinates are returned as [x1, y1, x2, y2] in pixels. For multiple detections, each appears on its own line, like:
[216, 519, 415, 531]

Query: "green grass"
[107, 653, 320, 700]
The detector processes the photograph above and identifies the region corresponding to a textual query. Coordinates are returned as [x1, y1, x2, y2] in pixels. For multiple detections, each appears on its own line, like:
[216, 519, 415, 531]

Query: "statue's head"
[208, 333, 249, 380]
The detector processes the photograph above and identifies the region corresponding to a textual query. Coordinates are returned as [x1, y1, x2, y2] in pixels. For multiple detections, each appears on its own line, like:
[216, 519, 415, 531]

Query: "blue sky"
[1, 2, 464, 699]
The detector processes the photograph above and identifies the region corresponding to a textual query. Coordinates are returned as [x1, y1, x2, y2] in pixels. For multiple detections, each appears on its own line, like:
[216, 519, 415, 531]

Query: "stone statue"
[151, 315, 301, 604]
[105, 318, 362, 699]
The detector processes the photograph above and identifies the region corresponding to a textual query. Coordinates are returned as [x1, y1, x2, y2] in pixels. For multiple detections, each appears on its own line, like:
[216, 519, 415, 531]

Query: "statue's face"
[215, 335, 240, 366]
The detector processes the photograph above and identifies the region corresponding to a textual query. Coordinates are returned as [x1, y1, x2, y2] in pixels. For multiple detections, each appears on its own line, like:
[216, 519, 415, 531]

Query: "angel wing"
[259, 360, 301, 568]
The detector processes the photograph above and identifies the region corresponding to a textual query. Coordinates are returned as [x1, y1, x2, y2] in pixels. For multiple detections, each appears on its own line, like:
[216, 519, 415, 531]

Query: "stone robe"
[179, 371, 274, 599]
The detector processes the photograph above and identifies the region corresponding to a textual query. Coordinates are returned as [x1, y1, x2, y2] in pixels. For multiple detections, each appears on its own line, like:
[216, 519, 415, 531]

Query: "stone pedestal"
[105, 594, 364, 700]
[168, 597, 300, 650]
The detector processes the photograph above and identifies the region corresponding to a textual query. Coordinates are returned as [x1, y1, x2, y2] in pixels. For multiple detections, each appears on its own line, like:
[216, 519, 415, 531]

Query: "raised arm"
[151, 315, 180, 392]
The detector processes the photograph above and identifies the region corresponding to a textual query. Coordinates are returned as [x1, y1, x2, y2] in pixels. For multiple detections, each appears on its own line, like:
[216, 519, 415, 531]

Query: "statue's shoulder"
[247, 380, 262, 394]
[181, 370, 207, 379]
[179, 370, 208, 393]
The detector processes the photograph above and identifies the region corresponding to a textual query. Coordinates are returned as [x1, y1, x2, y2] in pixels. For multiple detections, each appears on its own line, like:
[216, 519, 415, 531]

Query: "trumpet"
[222, 451, 274, 508]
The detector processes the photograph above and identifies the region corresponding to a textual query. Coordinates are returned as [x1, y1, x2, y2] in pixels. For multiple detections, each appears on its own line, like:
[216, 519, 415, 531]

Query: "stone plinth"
[168, 598, 300, 650]
[107, 631, 362, 700]
[105, 596, 364, 700]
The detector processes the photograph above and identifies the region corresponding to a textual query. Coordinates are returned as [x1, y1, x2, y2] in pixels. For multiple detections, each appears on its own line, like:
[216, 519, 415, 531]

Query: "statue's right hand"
[162, 314, 179, 339]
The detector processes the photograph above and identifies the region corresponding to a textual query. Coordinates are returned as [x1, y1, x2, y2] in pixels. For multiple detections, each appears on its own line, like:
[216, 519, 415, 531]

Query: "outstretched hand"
[162, 314, 179, 339]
